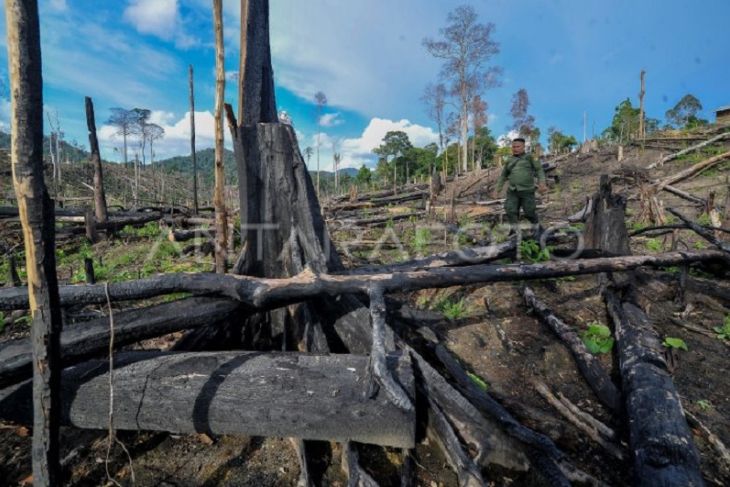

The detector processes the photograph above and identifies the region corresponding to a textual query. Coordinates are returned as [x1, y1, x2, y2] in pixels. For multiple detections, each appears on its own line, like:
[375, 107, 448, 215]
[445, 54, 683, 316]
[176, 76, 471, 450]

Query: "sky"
[0, 0, 728, 172]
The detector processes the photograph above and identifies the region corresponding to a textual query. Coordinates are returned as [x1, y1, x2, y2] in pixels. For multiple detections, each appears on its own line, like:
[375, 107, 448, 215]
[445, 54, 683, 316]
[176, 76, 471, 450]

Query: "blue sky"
[0, 0, 728, 171]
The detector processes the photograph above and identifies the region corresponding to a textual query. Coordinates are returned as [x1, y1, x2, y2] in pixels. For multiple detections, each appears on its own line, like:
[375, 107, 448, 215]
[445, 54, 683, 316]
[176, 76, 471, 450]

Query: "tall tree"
[189, 64, 199, 214]
[666, 94, 703, 128]
[423, 5, 500, 173]
[107, 107, 141, 168]
[373, 131, 412, 191]
[5, 0, 63, 484]
[213, 0, 228, 273]
[333, 151, 342, 194]
[421, 82, 447, 174]
[510, 88, 535, 137]
[314, 90, 327, 196]
[85, 97, 108, 223]
[145, 123, 164, 166]
[471, 94, 487, 169]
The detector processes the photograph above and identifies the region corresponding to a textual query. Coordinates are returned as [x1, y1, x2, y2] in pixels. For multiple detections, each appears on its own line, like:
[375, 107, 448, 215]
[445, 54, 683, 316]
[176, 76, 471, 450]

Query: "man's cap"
[512, 137, 526, 143]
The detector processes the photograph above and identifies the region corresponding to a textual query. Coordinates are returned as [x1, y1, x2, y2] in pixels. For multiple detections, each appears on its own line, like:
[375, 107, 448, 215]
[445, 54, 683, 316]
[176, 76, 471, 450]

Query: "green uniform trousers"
[504, 188, 538, 225]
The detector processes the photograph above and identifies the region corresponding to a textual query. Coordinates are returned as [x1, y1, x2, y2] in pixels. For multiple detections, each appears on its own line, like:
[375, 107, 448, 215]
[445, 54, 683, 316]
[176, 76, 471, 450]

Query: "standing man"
[494, 137, 548, 235]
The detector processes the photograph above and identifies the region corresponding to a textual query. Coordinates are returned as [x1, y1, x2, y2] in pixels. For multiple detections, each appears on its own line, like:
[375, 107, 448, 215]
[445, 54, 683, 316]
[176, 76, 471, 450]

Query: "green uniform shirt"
[496, 154, 546, 192]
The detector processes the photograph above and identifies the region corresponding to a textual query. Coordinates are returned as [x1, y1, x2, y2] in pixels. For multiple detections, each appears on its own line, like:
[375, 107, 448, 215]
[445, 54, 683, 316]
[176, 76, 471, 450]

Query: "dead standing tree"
[189, 64, 199, 214]
[5, 0, 63, 484]
[85, 96, 108, 224]
[213, 0, 228, 273]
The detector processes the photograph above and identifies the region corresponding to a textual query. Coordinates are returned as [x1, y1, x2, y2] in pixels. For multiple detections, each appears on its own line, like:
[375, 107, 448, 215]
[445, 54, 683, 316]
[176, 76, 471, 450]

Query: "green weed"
[645, 238, 663, 252]
[519, 239, 551, 263]
[697, 213, 712, 226]
[663, 336, 688, 351]
[0, 312, 5, 334]
[693, 240, 707, 250]
[581, 322, 614, 354]
[411, 228, 431, 254]
[439, 298, 469, 320]
[697, 399, 712, 411]
[714, 315, 730, 341]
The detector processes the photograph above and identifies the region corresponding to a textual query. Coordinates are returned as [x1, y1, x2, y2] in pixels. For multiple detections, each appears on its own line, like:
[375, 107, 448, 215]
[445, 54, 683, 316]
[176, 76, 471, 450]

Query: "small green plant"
[519, 239, 551, 263]
[581, 322, 614, 354]
[713, 315, 730, 341]
[439, 298, 469, 320]
[693, 240, 707, 250]
[467, 372, 488, 391]
[15, 314, 32, 326]
[630, 221, 647, 232]
[697, 399, 712, 411]
[645, 238, 663, 252]
[663, 336, 688, 351]
[0, 311, 5, 334]
[697, 213, 712, 227]
[411, 228, 431, 254]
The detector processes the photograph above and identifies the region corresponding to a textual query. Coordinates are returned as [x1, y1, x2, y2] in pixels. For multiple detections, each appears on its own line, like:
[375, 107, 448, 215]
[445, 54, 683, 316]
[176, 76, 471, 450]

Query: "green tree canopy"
[547, 127, 578, 154]
[666, 94, 704, 128]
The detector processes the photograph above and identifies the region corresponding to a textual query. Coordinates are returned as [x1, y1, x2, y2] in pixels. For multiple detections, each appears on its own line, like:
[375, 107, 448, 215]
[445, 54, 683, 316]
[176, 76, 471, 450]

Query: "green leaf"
[581, 323, 614, 354]
[663, 337, 688, 351]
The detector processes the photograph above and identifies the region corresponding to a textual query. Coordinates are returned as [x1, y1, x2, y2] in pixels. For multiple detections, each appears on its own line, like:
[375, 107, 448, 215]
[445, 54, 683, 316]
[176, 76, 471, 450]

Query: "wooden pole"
[4, 0, 63, 483]
[84, 209, 97, 244]
[85, 96, 107, 224]
[213, 0, 228, 273]
[83, 258, 95, 285]
[189, 64, 199, 215]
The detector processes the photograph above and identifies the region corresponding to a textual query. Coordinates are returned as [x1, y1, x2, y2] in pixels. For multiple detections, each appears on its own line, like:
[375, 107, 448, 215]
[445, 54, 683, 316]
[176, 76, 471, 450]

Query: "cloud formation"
[123, 0, 197, 48]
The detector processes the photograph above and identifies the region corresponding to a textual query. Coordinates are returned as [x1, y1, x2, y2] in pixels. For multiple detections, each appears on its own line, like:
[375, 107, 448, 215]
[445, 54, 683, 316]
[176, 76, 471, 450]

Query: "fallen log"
[521, 286, 621, 413]
[328, 191, 427, 212]
[0, 297, 242, 387]
[647, 131, 730, 169]
[661, 185, 706, 206]
[0, 351, 416, 448]
[604, 288, 703, 486]
[655, 151, 730, 190]
[667, 207, 730, 253]
[332, 211, 423, 228]
[343, 239, 516, 275]
[0, 249, 726, 311]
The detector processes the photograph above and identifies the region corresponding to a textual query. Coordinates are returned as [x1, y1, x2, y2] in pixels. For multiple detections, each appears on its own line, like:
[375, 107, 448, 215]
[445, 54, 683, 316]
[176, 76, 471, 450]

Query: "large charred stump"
[584, 175, 631, 255]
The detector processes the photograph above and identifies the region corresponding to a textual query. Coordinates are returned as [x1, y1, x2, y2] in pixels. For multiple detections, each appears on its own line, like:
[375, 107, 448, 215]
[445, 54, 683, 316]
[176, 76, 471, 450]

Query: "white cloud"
[305, 118, 439, 171]
[123, 0, 197, 48]
[98, 110, 223, 162]
[319, 112, 343, 127]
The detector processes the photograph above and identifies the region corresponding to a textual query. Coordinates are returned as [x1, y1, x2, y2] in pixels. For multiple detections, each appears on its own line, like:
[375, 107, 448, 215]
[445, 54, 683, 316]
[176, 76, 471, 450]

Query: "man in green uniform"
[494, 137, 547, 234]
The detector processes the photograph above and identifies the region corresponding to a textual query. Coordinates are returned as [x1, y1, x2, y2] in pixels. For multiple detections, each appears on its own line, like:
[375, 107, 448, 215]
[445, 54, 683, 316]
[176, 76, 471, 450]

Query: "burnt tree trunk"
[0, 351, 415, 448]
[5, 0, 63, 483]
[604, 288, 703, 486]
[584, 175, 631, 255]
[189, 64, 199, 215]
[85, 96, 107, 224]
[238, 0, 278, 125]
[213, 0, 228, 273]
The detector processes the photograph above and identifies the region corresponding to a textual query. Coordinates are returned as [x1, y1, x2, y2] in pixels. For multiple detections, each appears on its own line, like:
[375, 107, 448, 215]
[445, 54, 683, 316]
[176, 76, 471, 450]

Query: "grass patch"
[438, 297, 469, 320]
[714, 315, 730, 341]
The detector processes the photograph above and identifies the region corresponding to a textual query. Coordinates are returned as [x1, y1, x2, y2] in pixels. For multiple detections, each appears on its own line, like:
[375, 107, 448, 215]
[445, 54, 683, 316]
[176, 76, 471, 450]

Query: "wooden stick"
[655, 151, 730, 189]
[532, 381, 624, 460]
